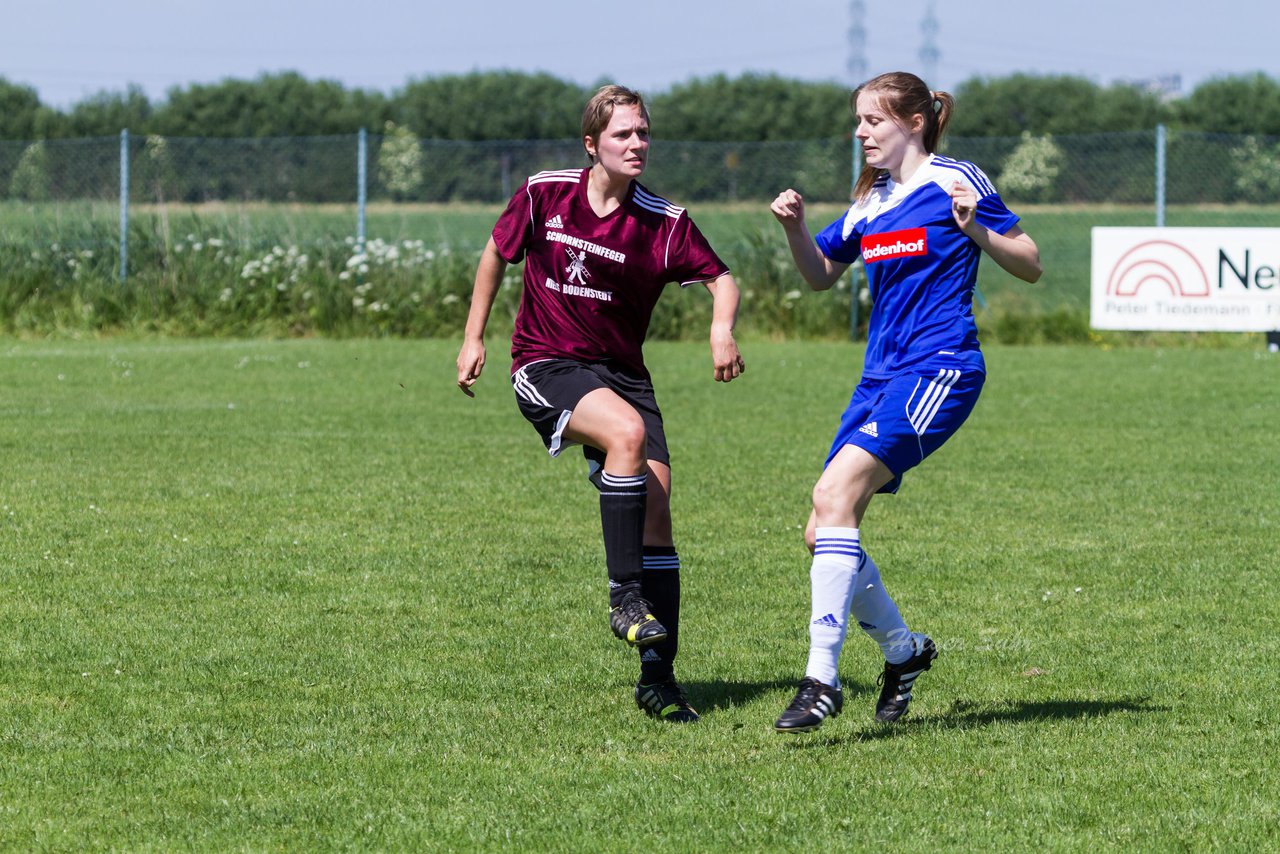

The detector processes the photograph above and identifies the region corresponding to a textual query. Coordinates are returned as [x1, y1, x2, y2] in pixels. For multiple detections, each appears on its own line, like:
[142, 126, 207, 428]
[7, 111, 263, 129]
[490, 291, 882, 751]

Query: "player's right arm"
[456, 237, 508, 397]
[770, 188, 849, 292]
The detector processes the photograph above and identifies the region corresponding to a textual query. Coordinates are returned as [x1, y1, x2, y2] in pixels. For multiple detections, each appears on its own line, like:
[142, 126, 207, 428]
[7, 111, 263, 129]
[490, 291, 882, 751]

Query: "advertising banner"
[1090, 228, 1280, 331]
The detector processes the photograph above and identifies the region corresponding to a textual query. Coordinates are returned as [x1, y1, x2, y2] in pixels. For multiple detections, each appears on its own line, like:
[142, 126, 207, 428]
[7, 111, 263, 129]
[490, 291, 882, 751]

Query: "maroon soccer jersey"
[492, 168, 728, 377]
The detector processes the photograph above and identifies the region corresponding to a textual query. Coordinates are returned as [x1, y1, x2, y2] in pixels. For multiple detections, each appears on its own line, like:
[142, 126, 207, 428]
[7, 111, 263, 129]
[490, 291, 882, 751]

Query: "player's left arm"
[949, 181, 1043, 284]
[702, 273, 745, 383]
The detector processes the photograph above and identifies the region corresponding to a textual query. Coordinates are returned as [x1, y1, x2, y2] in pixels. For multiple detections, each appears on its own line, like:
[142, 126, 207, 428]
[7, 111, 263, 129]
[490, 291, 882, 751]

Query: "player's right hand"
[770, 189, 806, 225]
[456, 341, 485, 397]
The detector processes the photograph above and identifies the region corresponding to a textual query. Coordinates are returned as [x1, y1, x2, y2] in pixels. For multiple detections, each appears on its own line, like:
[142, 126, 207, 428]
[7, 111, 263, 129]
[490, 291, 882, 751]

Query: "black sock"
[639, 546, 680, 683]
[597, 471, 647, 608]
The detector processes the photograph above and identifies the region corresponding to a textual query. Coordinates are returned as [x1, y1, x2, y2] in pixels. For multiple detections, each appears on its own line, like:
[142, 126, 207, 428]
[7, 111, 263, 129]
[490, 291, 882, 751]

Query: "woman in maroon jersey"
[456, 84, 745, 724]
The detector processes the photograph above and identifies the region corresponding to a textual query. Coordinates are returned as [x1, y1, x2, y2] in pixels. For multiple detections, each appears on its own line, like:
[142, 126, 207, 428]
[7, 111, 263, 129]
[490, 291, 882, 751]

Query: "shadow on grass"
[781, 695, 1164, 747]
[680, 678, 875, 715]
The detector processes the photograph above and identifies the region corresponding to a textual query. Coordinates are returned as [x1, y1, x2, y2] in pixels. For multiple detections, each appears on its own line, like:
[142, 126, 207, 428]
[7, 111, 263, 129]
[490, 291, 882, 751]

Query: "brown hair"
[850, 71, 954, 201]
[581, 84, 649, 164]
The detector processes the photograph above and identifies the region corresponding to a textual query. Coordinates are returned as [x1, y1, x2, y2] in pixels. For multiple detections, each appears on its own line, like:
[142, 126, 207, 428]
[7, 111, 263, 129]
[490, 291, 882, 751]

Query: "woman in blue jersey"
[769, 71, 1042, 732]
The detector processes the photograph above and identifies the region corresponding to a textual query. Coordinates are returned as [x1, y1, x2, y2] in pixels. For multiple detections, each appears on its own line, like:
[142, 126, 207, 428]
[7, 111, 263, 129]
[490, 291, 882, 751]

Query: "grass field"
[1, 336, 1277, 850]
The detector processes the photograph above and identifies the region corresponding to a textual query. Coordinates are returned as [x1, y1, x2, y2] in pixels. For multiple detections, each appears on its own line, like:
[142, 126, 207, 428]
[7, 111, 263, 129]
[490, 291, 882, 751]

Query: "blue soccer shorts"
[825, 364, 985, 494]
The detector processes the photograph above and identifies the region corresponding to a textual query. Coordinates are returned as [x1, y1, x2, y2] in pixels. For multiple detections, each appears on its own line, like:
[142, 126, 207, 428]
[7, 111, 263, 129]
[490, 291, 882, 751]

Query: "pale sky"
[3, 0, 1276, 109]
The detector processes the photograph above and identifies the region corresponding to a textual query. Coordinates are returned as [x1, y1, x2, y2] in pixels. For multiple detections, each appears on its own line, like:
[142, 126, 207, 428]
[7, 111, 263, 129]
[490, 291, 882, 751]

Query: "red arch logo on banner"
[1106, 240, 1211, 298]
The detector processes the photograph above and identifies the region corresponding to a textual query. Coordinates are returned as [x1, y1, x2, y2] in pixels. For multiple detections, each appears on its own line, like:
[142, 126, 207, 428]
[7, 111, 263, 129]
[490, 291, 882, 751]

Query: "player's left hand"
[949, 181, 978, 233]
[710, 328, 744, 383]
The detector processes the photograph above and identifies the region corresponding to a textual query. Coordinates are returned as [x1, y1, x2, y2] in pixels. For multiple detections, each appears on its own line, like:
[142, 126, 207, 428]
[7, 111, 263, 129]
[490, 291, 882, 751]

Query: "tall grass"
[2, 201, 1279, 343]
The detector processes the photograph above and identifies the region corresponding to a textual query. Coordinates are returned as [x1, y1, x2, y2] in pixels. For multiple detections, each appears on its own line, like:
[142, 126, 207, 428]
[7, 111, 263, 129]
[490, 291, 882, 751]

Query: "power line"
[847, 0, 867, 86]
[919, 0, 940, 86]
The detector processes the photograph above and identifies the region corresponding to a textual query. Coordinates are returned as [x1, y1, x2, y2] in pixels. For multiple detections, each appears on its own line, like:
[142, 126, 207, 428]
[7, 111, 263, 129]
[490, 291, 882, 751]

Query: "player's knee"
[810, 480, 846, 519]
[600, 414, 647, 470]
[613, 414, 647, 455]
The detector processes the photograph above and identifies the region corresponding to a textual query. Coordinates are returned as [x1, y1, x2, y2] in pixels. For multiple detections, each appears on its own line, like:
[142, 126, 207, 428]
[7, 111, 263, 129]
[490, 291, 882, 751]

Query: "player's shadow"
[682, 677, 877, 715]
[782, 695, 1164, 747]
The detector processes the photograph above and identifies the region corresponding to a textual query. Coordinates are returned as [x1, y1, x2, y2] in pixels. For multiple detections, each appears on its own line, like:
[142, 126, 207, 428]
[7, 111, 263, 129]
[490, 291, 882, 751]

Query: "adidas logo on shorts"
[858, 422, 879, 438]
[545, 214, 564, 229]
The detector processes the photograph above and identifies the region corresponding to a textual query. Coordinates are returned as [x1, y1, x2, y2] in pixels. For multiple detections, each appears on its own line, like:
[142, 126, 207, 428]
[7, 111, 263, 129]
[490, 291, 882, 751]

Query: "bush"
[996, 132, 1064, 204]
[10, 141, 51, 201]
[1230, 135, 1280, 203]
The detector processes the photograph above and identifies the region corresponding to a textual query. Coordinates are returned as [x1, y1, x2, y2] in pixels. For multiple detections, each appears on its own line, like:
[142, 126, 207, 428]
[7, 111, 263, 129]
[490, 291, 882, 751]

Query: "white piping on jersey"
[631, 185, 685, 270]
[906, 368, 960, 436]
[525, 170, 583, 232]
[632, 185, 684, 219]
[528, 169, 582, 186]
[932, 155, 996, 196]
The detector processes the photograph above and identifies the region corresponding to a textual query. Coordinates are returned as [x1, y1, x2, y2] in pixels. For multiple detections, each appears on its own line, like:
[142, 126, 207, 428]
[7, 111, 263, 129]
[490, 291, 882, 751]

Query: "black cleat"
[635, 679, 700, 723]
[774, 677, 844, 733]
[609, 594, 668, 647]
[875, 635, 938, 722]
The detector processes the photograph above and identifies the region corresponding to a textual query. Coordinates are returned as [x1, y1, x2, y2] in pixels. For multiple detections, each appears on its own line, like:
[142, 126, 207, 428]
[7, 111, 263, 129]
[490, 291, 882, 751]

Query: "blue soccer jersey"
[815, 154, 1020, 379]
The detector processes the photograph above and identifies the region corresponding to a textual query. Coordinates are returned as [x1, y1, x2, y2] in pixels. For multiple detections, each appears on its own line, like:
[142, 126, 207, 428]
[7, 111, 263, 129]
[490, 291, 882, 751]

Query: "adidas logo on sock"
[641, 649, 662, 662]
[812, 613, 842, 628]
[858, 422, 879, 438]
[544, 214, 564, 229]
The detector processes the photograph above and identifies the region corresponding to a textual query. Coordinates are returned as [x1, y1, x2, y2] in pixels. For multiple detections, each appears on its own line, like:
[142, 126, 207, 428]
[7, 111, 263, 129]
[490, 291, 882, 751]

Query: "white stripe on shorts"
[512, 364, 552, 408]
[907, 368, 960, 435]
[512, 362, 573, 456]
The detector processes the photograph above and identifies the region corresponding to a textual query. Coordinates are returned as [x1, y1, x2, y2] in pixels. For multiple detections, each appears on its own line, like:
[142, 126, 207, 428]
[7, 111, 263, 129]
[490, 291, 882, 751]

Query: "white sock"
[803, 527, 861, 688]
[851, 550, 914, 664]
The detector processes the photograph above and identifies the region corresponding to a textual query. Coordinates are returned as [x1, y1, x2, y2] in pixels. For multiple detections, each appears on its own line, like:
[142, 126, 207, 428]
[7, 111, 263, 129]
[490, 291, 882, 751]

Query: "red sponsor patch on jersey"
[861, 228, 928, 263]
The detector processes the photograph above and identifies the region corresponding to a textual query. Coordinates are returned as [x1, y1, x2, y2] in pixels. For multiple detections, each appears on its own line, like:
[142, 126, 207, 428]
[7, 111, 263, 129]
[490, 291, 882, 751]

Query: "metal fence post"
[119, 128, 129, 282]
[849, 135, 862, 340]
[357, 127, 368, 249]
[1155, 124, 1166, 227]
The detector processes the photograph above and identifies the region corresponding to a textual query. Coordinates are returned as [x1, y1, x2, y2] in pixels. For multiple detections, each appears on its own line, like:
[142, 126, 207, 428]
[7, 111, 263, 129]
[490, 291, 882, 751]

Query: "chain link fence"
[3, 127, 1279, 208]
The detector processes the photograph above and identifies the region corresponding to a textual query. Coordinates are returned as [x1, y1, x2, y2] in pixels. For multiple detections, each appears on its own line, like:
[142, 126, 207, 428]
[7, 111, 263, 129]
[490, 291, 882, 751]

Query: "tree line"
[2, 70, 1279, 142]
